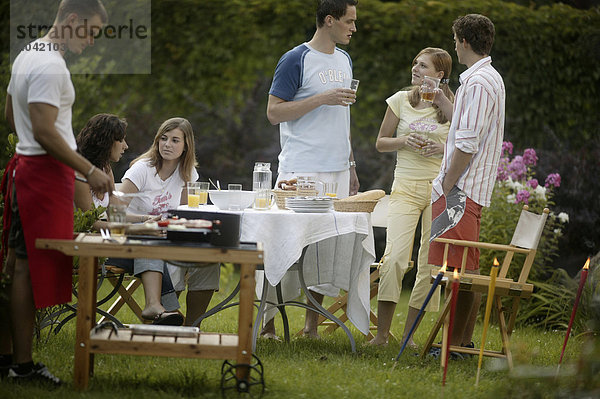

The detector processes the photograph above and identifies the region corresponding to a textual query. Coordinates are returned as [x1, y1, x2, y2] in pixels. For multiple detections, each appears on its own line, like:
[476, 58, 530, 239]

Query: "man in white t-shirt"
[1, 0, 112, 385]
[264, 0, 360, 339]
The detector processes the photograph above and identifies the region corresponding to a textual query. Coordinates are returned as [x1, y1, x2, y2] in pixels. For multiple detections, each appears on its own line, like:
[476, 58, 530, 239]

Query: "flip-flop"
[152, 311, 184, 326]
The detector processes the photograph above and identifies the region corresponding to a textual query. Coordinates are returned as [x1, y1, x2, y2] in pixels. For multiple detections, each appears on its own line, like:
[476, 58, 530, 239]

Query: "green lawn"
[1, 268, 596, 398]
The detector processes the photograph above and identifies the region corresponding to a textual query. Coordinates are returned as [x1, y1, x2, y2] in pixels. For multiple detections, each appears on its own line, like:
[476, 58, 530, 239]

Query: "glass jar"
[252, 162, 272, 191]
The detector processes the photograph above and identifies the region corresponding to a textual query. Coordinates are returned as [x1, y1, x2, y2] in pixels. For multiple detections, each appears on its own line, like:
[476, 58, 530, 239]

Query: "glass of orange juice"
[188, 182, 209, 207]
[323, 182, 338, 198]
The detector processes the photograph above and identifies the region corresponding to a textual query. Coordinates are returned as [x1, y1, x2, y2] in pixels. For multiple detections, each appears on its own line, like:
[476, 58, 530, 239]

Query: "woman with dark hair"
[74, 113, 128, 231]
[75, 114, 183, 326]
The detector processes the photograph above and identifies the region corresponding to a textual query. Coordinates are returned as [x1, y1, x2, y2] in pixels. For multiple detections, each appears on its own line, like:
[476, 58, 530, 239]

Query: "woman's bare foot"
[141, 305, 166, 320]
[260, 332, 282, 341]
[405, 340, 418, 350]
[367, 336, 389, 346]
[302, 328, 321, 339]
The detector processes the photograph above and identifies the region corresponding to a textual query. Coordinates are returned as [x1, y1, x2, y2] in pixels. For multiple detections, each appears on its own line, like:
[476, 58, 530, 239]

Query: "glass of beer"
[108, 203, 127, 236]
[420, 76, 440, 103]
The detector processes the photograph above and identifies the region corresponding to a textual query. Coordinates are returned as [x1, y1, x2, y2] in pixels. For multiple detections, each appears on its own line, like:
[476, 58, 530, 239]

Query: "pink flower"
[497, 156, 510, 181]
[523, 148, 538, 166]
[515, 189, 531, 204]
[527, 178, 539, 189]
[508, 156, 527, 181]
[502, 141, 513, 155]
[545, 173, 561, 188]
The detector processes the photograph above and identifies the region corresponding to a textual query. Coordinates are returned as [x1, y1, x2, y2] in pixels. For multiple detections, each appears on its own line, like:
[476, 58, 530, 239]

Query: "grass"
[1, 268, 597, 398]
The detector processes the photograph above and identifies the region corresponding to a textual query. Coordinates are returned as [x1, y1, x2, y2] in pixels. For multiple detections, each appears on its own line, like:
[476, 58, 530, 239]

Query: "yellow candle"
[476, 258, 500, 386]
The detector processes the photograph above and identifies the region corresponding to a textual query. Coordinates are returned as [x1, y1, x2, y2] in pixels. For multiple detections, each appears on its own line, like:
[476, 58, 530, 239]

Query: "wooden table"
[37, 234, 263, 391]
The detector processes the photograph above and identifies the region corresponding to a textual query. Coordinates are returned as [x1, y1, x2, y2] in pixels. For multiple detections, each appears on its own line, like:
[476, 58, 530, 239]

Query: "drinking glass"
[323, 182, 339, 198]
[188, 182, 209, 207]
[254, 189, 274, 210]
[420, 76, 440, 103]
[108, 203, 127, 236]
[228, 183, 242, 210]
[343, 77, 360, 105]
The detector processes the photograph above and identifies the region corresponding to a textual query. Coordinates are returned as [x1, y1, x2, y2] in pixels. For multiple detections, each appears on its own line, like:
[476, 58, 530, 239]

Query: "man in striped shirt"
[429, 14, 506, 355]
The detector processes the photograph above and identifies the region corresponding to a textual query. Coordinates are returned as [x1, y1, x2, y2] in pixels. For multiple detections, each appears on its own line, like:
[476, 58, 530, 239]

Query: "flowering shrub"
[479, 141, 568, 282]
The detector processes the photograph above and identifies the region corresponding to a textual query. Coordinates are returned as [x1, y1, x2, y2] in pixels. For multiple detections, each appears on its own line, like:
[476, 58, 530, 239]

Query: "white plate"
[287, 207, 332, 213]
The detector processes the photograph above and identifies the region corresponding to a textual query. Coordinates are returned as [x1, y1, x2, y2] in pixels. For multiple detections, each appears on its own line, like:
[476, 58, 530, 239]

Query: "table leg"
[298, 256, 357, 352]
[73, 256, 97, 390]
[252, 272, 269, 352]
[237, 263, 256, 381]
[275, 283, 290, 342]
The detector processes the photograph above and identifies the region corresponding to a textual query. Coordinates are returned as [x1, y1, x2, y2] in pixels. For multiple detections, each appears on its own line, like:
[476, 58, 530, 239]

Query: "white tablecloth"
[177, 205, 376, 335]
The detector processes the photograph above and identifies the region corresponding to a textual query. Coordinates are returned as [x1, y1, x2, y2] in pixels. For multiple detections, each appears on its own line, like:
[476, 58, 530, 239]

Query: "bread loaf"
[340, 189, 385, 202]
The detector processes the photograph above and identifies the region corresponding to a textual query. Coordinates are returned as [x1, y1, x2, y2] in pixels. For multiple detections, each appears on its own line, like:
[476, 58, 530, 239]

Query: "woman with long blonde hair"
[112, 117, 218, 325]
[370, 47, 455, 347]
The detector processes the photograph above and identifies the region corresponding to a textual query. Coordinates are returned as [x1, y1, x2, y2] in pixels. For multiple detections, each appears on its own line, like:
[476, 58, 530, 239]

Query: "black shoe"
[460, 341, 475, 359]
[8, 362, 61, 386]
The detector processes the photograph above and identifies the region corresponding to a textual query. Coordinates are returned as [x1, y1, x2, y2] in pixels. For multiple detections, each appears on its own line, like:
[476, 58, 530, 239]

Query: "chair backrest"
[500, 206, 550, 282]
[510, 206, 549, 249]
[371, 195, 389, 228]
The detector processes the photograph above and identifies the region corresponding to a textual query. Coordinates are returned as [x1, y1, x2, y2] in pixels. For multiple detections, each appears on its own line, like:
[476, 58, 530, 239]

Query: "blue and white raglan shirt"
[269, 43, 352, 173]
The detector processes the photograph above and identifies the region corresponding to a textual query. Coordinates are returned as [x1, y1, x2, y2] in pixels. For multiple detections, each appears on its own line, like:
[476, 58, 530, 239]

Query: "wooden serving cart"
[36, 234, 264, 394]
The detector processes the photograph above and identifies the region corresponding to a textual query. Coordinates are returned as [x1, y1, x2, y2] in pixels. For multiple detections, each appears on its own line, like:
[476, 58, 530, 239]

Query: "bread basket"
[333, 199, 378, 213]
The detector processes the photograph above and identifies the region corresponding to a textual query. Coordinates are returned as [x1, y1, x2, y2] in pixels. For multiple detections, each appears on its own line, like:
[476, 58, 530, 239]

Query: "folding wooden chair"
[421, 205, 549, 369]
[97, 264, 145, 324]
[306, 195, 396, 340]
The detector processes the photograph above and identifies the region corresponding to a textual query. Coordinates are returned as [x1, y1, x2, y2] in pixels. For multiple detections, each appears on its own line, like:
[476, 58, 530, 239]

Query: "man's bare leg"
[0, 248, 16, 370]
[10, 258, 35, 364]
[367, 300, 396, 345]
[450, 290, 474, 346]
[260, 317, 277, 337]
[303, 290, 324, 338]
[184, 290, 214, 326]
[462, 292, 481, 346]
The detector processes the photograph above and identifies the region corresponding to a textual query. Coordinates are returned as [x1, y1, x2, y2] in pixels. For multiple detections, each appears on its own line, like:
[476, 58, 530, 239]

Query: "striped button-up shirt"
[432, 56, 505, 207]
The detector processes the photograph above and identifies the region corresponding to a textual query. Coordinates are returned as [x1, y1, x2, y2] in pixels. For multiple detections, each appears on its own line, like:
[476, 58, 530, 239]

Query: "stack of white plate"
[285, 196, 333, 213]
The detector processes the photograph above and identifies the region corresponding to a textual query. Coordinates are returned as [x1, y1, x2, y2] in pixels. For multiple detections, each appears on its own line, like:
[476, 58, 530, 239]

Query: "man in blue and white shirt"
[264, 0, 360, 339]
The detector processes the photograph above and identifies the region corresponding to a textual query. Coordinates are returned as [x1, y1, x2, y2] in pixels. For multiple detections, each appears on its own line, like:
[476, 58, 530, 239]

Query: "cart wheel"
[221, 354, 264, 397]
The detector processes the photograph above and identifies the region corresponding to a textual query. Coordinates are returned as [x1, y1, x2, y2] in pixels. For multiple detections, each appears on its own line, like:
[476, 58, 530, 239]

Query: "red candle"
[443, 269, 460, 386]
[558, 257, 590, 366]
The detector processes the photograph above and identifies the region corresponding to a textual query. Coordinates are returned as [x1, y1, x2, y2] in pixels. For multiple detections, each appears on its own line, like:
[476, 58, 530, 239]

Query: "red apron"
[14, 154, 75, 308]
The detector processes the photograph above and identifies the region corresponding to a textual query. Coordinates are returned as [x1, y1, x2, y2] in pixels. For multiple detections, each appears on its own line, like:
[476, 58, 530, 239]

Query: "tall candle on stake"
[557, 257, 590, 369]
[443, 269, 460, 387]
[476, 258, 500, 386]
[395, 261, 447, 361]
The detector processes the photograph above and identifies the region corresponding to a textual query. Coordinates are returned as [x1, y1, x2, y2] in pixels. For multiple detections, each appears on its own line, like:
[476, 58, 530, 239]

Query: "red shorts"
[428, 195, 483, 271]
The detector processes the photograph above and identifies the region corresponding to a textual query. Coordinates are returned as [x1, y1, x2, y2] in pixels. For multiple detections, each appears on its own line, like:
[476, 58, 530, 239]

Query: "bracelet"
[349, 161, 356, 167]
[85, 165, 96, 178]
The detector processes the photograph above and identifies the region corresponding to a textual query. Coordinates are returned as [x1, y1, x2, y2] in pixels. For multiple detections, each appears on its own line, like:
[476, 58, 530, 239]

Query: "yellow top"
[386, 90, 449, 180]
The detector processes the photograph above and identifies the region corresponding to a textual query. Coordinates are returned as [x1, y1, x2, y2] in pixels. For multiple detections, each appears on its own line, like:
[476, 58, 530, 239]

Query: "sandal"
[152, 311, 184, 326]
